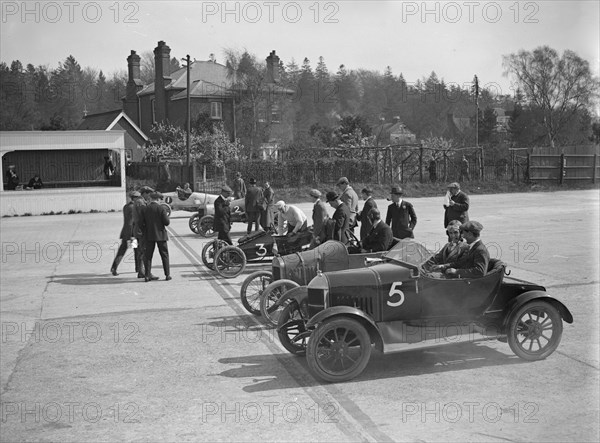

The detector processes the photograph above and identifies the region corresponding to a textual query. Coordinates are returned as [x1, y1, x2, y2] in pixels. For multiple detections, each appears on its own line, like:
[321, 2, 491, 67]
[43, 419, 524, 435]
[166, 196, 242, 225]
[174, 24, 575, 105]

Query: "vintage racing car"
[188, 198, 247, 237]
[162, 190, 219, 216]
[202, 228, 313, 279]
[275, 239, 573, 382]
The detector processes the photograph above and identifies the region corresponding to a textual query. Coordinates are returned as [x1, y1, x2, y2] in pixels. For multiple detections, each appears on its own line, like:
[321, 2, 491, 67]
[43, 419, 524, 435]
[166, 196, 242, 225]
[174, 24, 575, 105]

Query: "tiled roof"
[76, 109, 122, 130]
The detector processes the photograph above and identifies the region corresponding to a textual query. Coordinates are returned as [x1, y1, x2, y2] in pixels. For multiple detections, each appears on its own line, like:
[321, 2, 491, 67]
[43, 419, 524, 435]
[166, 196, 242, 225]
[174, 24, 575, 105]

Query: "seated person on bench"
[440, 221, 489, 279]
[422, 220, 468, 277]
[361, 208, 393, 252]
[176, 183, 193, 200]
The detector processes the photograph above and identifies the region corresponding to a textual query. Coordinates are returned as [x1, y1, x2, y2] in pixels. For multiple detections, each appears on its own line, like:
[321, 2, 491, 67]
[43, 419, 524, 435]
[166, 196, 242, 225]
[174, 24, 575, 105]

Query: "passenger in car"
[422, 220, 468, 276]
[443, 221, 489, 278]
[361, 208, 393, 252]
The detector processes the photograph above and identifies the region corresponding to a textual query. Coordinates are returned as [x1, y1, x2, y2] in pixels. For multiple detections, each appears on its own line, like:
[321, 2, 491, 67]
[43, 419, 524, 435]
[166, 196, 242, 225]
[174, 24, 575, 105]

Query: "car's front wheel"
[507, 300, 563, 361]
[259, 280, 300, 327]
[198, 215, 216, 237]
[307, 317, 372, 383]
[277, 298, 309, 355]
[214, 246, 247, 278]
[189, 214, 200, 234]
[240, 271, 273, 315]
[201, 239, 227, 270]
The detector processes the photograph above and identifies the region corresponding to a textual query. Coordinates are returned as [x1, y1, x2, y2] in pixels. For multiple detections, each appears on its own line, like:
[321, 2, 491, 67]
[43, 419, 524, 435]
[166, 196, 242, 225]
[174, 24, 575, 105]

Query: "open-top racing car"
[188, 197, 247, 237]
[275, 239, 573, 382]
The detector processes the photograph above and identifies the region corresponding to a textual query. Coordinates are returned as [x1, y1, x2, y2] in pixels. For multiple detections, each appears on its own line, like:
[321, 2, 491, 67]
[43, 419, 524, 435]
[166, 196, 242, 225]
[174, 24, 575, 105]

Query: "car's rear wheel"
[507, 301, 563, 361]
[307, 317, 372, 383]
[259, 280, 300, 327]
[214, 246, 247, 278]
[201, 239, 227, 270]
[240, 271, 273, 315]
[199, 215, 216, 237]
[277, 298, 309, 355]
[189, 214, 200, 234]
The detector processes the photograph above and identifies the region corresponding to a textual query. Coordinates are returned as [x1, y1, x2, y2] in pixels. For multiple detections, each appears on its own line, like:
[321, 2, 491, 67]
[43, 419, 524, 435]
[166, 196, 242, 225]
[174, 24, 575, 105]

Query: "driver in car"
[441, 221, 489, 279]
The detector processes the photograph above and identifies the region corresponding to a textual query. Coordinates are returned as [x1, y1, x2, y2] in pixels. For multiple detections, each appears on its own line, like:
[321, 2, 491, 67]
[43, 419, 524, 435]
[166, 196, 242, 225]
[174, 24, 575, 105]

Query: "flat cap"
[309, 189, 322, 198]
[325, 191, 339, 202]
[129, 190, 141, 198]
[140, 186, 155, 194]
[248, 178, 257, 185]
[336, 176, 349, 186]
[460, 221, 483, 235]
[447, 182, 460, 189]
[221, 185, 233, 193]
[275, 200, 286, 210]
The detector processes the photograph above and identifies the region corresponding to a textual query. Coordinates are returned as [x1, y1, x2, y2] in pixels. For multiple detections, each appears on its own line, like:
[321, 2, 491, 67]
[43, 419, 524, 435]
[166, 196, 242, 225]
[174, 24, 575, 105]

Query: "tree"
[503, 46, 599, 148]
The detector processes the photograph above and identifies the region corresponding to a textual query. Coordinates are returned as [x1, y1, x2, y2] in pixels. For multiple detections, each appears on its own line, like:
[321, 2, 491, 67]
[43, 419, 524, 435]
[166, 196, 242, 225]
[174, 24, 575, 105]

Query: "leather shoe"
[137, 273, 145, 278]
[144, 275, 159, 282]
[111, 268, 118, 276]
[165, 276, 172, 281]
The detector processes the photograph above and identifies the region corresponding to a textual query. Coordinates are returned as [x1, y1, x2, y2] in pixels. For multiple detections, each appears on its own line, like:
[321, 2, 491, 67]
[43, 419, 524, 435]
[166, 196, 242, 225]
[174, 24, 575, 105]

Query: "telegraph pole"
[182, 55, 191, 166]
[473, 75, 479, 148]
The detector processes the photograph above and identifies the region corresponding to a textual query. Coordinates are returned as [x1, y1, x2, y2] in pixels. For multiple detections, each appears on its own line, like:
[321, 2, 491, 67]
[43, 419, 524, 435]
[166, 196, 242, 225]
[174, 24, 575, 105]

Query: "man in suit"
[336, 177, 359, 230]
[361, 208, 393, 252]
[385, 186, 417, 239]
[309, 189, 329, 248]
[326, 191, 351, 244]
[110, 190, 139, 276]
[233, 172, 246, 199]
[358, 187, 377, 242]
[141, 192, 171, 282]
[132, 186, 154, 278]
[443, 221, 489, 279]
[443, 182, 470, 228]
[244, 178, 263, 234]
[214, 185, 233, 245]
[260, 181, 275, 230]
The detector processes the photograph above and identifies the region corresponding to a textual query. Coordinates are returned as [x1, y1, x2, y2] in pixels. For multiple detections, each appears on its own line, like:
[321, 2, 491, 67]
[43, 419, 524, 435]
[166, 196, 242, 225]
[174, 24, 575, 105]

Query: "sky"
[1, 0, 599, 98]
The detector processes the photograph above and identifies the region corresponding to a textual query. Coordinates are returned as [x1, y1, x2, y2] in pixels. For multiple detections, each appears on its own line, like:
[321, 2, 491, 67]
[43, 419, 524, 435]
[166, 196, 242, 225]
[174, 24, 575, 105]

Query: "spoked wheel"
[259, 279, 300, 328]
[507, 301, 563, 361]
[201, 239, 228, 270]
[214, 246, 247, 278]
[199, 215, 216, 238]
[277, 298, 309, 355]
[307, 317, 372, 383]
[240, 271, 273, 315]
[189, 214, 200, 234]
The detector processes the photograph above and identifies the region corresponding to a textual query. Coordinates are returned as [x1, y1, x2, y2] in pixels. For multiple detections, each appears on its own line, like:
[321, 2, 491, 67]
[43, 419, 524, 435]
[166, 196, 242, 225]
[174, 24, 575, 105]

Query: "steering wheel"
[344, 229, 361, 252]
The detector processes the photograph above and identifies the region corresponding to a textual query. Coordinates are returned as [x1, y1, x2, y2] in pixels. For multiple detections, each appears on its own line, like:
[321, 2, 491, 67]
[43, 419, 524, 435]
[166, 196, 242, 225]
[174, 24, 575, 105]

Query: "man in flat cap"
[131, 186, 155, 278]
[141, 192, 171, 281]
[442, 221, 489, 279]
[326, 191, 352, 244]
[110, 190, 140, 276]
[358, 187, 377, 242]
[385, 186, 417, 239]
[361, 208, 393, 253]
[244, 178, 263, 234]
[336, 177, 359, 231]
[443, 182, 469, 228]
[309, 189, 329, 247]
[214, 185, 233, 245]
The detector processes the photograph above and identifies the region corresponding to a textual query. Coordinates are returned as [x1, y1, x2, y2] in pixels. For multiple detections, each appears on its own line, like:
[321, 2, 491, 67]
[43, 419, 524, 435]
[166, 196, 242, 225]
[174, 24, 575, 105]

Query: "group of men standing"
[110, 186, 171, 282]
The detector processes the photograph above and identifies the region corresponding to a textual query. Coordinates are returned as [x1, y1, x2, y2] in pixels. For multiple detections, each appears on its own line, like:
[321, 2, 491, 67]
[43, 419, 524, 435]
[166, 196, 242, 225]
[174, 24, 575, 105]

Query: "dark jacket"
[362, 220, 393, 252]
[386, 201, 417, 239]
[444, 190, 470, 227]
[141, 201, 170, 241]
[329, 202, 351, 243]
[423, 241, 468, 271]
[447, 240, 489, 278]
[245, 185, 264, 213]
[359, 197, 378, 241]
[233, 178, 246, 199]
[213, 195, 231, 233]
[119, 202, 135, 239]
[132, 198, 147, 238]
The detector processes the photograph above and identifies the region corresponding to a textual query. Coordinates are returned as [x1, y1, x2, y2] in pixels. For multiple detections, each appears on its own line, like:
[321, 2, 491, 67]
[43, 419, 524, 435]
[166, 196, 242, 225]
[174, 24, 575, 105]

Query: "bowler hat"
[325, 191, 339, 202]
[248, 178, 257, 185]
[390, 186, 404, 195]
[221, 185, 233, 194]
[460, 221, 483, 235]
[447, 182, 460, 189]
[309, 189, 322, 198]
[336, 176, 349, 186]
[129, 190, 141, 198]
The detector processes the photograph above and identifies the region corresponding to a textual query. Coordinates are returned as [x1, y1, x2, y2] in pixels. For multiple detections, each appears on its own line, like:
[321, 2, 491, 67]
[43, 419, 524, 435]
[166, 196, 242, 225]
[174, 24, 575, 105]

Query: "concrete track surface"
[1, 190, 598, 442]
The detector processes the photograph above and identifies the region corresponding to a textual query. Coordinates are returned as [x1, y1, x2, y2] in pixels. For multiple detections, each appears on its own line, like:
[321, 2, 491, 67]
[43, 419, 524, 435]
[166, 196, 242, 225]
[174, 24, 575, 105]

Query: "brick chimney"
[266, 50, 280, 84]
[123, 50, 143, 125]
[153, 40, 172, 123]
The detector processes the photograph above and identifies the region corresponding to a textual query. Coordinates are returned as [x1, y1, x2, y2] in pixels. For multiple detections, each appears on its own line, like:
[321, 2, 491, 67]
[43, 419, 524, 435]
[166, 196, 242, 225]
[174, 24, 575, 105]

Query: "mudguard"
[502, 290, 574, 330]
[306, 306, 384, 351]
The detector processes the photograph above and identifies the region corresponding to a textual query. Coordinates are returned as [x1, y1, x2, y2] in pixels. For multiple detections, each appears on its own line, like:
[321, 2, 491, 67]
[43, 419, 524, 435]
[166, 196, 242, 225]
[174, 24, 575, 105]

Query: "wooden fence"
[528, 153, 598, 184]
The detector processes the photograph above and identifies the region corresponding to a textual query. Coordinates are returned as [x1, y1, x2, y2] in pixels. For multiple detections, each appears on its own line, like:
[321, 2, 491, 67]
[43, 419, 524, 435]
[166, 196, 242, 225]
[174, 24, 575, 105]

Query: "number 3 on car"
[387, 281, 405, 307]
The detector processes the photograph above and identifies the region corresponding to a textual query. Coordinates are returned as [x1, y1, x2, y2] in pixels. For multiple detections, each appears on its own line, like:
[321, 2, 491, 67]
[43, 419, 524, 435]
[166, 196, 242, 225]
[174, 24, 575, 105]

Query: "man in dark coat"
[110, 191, 139, 276]
[443, 221, 489, 279]
[361, 208, 393, 253]
[443, 182, 470, 228]
[132, 186, 154, 278]
[5, 165, 19, 190]
[233, 172, 246, 199]
[326, 191, 351, 244]
[141, 192, 171, 281]
[214, 185, 233, 245]
[260, 181, 275, 230]
[385, 186, 417, 239]
[244, 178, 263, 234]
[358, 187, 377, 242]
[309, 189, 329, 247]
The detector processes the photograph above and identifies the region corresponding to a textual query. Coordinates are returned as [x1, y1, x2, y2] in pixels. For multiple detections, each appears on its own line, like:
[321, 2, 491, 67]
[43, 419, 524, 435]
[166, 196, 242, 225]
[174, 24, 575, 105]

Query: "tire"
[507, 300, 563, 361]
[189, 214, 200, 234]
[259, 279, 300, 328]
[307, 317, 372, 383]
[201, 239, 227, 270]
[214, 246, 247, 278]
[199, 215, 216, 238]
[240, 271, 273, 315]
[277, 298, 309, 355]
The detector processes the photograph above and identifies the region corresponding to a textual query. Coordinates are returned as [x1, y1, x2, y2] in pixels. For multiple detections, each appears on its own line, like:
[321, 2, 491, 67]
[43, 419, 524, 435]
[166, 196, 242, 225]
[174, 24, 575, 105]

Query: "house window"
[271, 104, 280, 123]
[210, 102, 222, 120]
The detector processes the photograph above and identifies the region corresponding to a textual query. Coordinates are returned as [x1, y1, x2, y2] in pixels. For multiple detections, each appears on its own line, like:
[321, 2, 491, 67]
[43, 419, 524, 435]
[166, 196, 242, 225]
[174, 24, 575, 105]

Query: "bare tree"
[503, 46, 599, 148]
